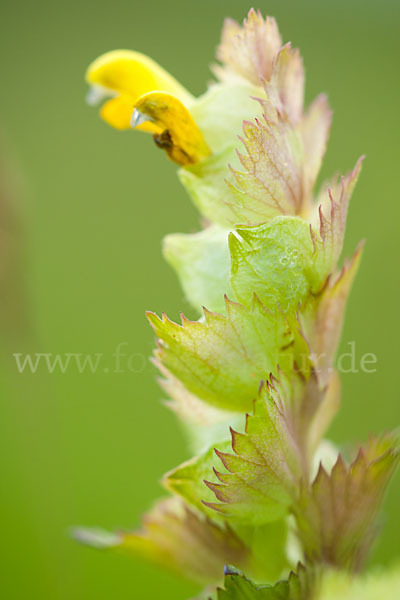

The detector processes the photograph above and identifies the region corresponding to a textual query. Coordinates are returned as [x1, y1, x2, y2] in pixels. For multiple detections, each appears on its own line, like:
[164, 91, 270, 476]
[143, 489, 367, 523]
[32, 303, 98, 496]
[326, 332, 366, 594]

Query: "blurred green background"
[0, 0, 399, 598]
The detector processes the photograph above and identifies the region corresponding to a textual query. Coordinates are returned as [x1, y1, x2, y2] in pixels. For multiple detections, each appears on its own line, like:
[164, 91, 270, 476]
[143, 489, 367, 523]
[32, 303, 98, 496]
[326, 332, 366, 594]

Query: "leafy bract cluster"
[79, 8, 399, 599]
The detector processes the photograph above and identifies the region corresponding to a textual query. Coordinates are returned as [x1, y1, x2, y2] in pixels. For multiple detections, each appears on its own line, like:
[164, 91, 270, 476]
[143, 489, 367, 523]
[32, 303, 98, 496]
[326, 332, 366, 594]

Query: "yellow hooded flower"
[85, 50, 210, 165]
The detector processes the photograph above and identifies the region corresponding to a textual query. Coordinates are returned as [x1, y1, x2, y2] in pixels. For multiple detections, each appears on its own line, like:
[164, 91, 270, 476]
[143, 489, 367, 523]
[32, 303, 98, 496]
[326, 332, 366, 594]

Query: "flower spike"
[80, 9, 398, 600]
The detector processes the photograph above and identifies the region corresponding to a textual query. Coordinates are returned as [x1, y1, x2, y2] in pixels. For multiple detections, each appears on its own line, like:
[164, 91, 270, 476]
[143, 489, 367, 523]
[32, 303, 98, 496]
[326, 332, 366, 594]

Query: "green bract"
[147, 297, 297, 412]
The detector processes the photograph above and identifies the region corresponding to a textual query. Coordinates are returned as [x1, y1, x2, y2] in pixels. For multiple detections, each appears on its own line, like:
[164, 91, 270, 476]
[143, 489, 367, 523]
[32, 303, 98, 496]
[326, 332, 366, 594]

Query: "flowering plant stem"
[76, 9, 399, 599]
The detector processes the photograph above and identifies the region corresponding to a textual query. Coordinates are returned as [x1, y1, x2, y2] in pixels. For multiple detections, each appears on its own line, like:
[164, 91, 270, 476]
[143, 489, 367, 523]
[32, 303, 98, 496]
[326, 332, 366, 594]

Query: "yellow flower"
[85, 50, 210, 165]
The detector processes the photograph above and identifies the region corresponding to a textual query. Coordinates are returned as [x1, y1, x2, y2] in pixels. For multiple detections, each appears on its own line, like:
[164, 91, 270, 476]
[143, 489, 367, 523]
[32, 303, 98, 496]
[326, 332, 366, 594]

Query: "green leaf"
[229, 176, 363, 313]
[216, 564, 400, 600]
[164, 440, 290, 582]
[229, 216, 321, 312]
[228, 111, 303, 222]
[191, 81, 263, 154]
[214, 10, 282, 88]
[294, 433, 399, 570]
[163, 225, 232, 315]
[262, 43, 305, 125]
[204, 389, 303, 524]
[165, 440, 234, 515]
[203, 368, 345, 526]
[178, 146, 241, 229]
[147, 296, 295, 413]
[216, 564, 313, 600]
[163, 440, 288, 581]
[265, 368, 340, 462]
[73, 497, 249, 585]
[310, 157, 363, 274]
[301, 243, 363, 387]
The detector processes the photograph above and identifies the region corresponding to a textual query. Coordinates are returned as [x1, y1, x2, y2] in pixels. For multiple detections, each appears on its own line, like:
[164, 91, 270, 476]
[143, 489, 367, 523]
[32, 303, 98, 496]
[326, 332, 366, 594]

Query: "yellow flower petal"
[134, 92, 211, 165]
[86, 50, 209, 164]
[86, 49, 193, 106]
[100, 94, 161, 132]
